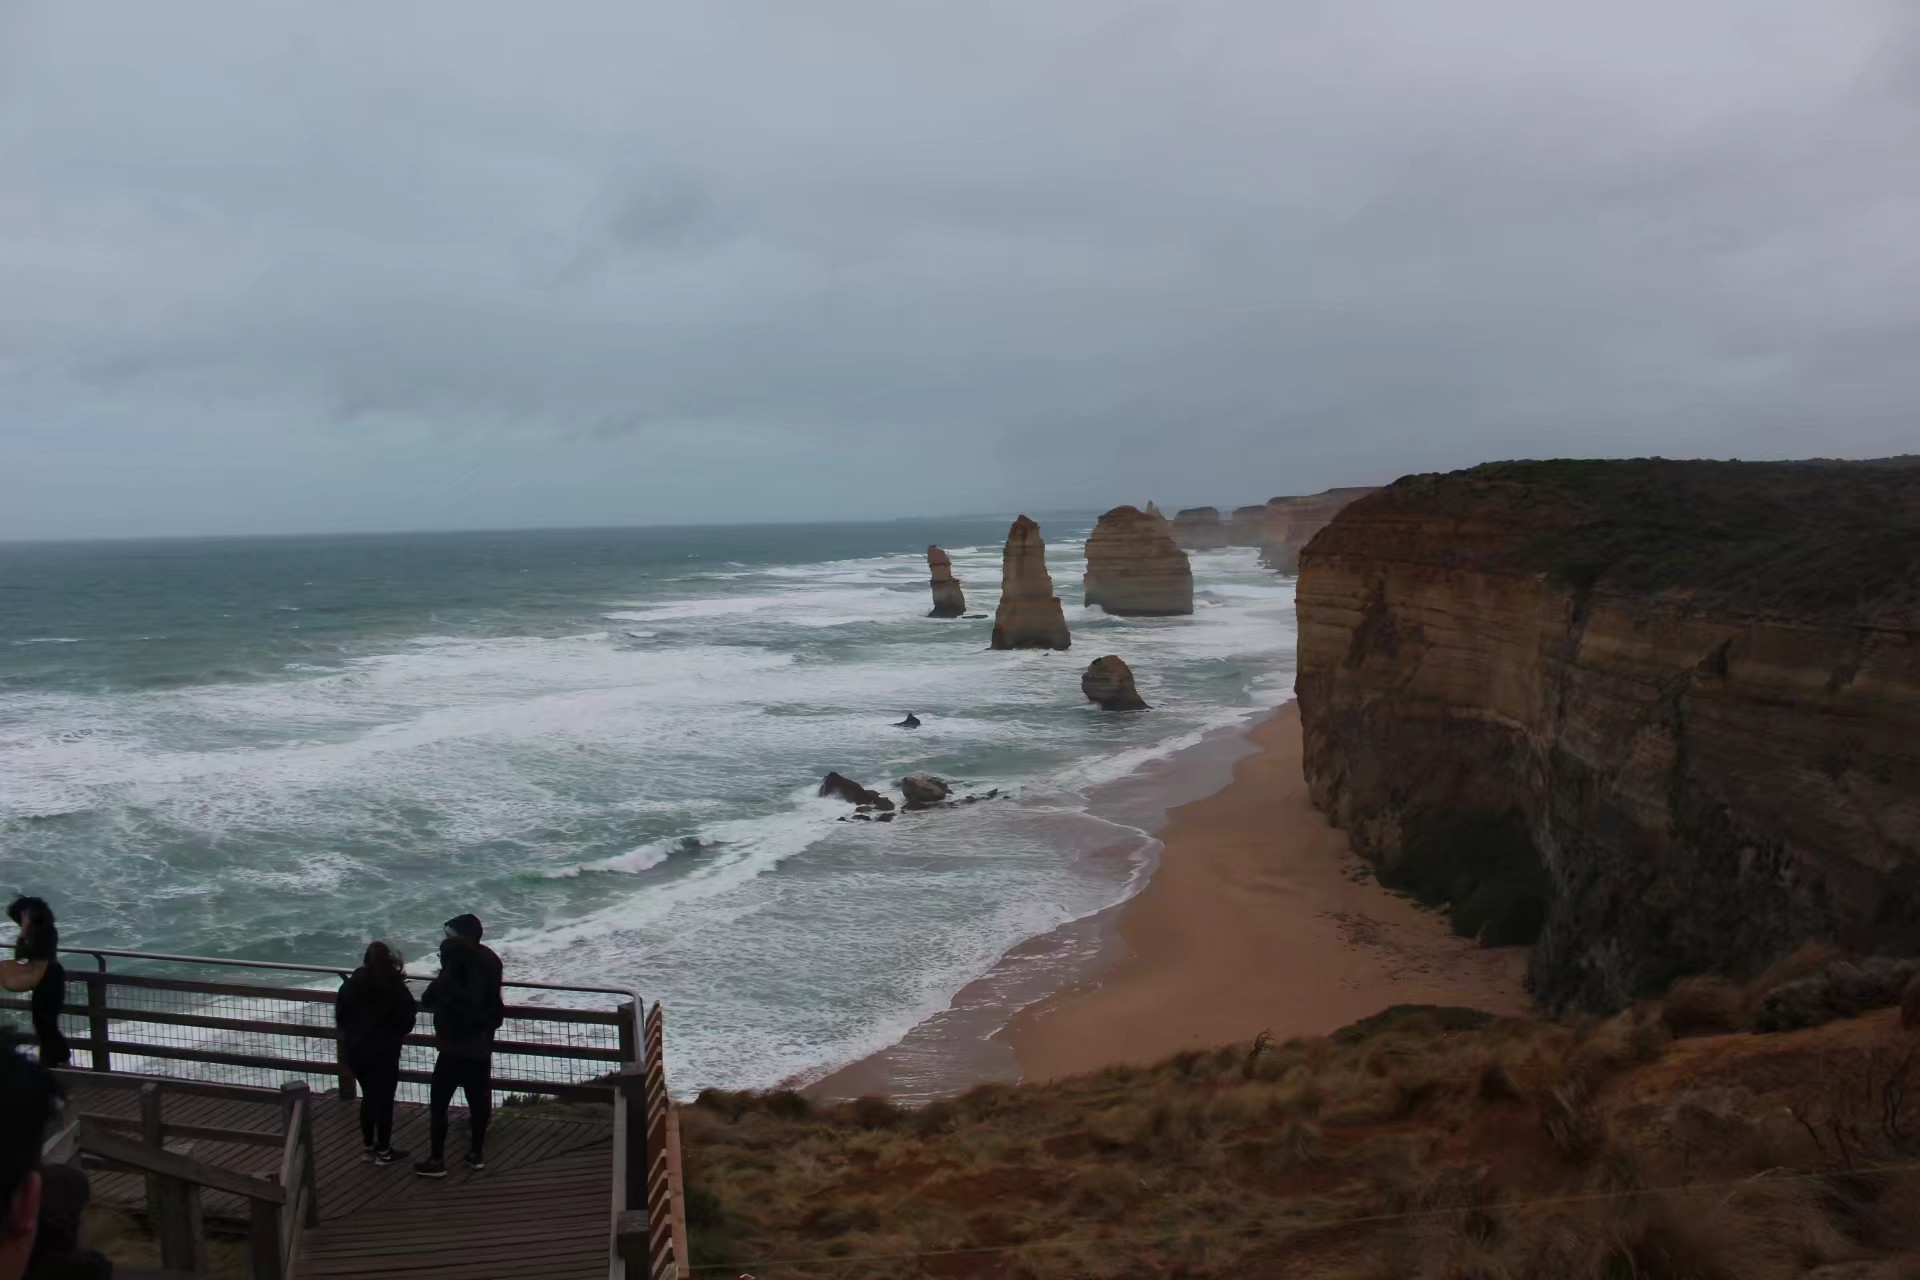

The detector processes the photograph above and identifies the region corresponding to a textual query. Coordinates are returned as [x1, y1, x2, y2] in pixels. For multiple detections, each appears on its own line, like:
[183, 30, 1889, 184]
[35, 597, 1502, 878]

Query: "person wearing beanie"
[414, 915, 504, 1178]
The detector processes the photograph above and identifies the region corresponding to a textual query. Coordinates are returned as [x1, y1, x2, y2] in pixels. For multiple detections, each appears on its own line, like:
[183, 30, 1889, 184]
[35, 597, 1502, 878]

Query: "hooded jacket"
[422, 936, 505, 1060]
[334, 966, 418, 1065]
[7, 896, 58, 964]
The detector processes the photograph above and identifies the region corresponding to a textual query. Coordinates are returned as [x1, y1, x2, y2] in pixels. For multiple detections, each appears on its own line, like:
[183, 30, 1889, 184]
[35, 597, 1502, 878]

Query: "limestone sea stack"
[1082, 655, 1149, 711]
[1295, 458, 1920, 1012]
[1170, 507, 1227, 550]
[1228, 505, 1267, 547]
[1083, 505, 1194, 616]
[1259, 487, 1377, 573]
[990, 516, 1071, 651]
[927, 545, 966, 618]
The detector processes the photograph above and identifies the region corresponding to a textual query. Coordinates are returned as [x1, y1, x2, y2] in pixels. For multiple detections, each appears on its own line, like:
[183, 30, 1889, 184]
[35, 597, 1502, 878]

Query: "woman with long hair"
[334, 941, 418, 1165]
[5, 897, 70, 1068]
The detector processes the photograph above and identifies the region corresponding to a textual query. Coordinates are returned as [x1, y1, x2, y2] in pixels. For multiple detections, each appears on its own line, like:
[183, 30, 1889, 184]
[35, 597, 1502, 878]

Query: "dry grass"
[682, 1007, 1920, 1278]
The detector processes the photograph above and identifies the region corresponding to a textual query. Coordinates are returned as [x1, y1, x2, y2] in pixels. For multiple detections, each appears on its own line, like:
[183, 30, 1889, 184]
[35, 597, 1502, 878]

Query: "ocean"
[0, 518, 1296, 1092]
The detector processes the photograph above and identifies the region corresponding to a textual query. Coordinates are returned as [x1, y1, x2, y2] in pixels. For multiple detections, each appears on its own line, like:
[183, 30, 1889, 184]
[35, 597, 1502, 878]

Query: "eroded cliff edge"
[1295, 458, 1920, 1011]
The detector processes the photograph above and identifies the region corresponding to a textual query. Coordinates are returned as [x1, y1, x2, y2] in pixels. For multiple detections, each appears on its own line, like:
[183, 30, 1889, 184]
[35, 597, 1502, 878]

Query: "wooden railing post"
[298, 1085, 320, 1227]
[85, 972, 110, 1072]
[248, 1195, 285, 1280]
[139, 1085, 165, 1222]
[617, 1067, 648, 1214]
[617, 999, 640, 1068]
[140, 1083, 207, 1274]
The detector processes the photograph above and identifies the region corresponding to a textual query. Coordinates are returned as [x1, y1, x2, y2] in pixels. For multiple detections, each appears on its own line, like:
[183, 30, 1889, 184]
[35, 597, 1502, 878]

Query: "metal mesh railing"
[0, 948, 640, 1104]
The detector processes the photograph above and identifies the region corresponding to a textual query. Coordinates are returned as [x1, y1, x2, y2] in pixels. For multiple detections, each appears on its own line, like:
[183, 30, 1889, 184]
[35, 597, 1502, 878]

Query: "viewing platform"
[6, 946, 687, 1280]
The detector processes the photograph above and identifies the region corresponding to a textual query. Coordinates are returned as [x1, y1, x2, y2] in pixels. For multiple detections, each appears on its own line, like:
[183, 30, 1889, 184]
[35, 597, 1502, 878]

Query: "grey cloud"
[2, 0, 1918, 537]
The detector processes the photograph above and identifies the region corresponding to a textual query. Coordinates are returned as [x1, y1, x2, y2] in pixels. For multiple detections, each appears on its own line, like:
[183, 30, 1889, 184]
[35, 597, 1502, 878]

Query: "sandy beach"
[807, 700, 1533, 1100]
[1000, 701, 1532, 1082]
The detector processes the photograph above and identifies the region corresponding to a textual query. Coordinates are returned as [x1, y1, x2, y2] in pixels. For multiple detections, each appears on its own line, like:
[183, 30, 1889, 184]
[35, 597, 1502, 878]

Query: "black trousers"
[31, 962, 71, 1068]
[428, 1053, 492, 1160]
[349, 1052, 401, 1151]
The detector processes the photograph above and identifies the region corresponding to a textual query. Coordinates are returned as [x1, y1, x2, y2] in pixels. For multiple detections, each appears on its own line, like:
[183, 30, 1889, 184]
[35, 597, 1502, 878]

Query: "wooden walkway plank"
[299, 1146, 612, 1278]
[69, 1080, 613, 1280]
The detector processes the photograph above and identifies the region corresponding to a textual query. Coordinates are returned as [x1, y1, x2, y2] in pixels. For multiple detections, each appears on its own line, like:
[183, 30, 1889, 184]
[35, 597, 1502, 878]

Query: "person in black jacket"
[2, 1049, 111, 1280]
[415, 915, 504, 1179]
[5, 900, 69, 1070]
[334, 941, 417, 1166]
[0, 1050, 51, 1280]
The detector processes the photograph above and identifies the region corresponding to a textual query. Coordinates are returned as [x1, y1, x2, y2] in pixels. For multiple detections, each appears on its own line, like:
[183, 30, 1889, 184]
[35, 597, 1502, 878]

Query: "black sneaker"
[413, 1159, 448, 1179]
[464, 1151, 486, 1171]
[375, 1147, 410, 1166]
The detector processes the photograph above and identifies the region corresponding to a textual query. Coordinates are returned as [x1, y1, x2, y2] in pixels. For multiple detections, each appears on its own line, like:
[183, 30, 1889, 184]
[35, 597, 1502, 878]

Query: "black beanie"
[444, 913, 484, 941]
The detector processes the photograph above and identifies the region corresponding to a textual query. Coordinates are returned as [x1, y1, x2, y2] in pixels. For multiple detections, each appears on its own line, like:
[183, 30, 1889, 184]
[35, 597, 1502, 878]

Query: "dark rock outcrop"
[1082, 655, 1149, 711]
[900, 774, 952, 808]
[1259, 487, 1377, 573]
[1228, 505, 1267, 547]
[1083, 506, 1194, 617]
[1170, 507, 1227, 551]
[990, 516, 1071, 651]
[927, 546, 966, 618]
[819, 772, 896, 811]
[1750, 956, 1920, 1033]
[895, 713, 921, 729]
[1295, 458, 1920, 1011]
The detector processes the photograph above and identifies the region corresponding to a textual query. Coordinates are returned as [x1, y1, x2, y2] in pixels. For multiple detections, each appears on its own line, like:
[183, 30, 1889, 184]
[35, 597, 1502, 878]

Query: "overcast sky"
[2, 0, 1916, 538]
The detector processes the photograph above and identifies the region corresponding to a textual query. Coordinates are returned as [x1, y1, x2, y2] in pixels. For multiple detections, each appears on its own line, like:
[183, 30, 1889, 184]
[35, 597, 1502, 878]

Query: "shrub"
[761, 1089, 812, 1121]
[848, 1095, 905, 1130]
[1660, 974, 1745, 1036]
[1478, 1062, 1523, 1104]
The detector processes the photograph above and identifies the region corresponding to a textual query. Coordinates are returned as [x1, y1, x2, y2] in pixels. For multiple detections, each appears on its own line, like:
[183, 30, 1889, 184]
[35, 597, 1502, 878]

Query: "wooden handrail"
[5, 949, 638, 1100]
[41, 1119, 79, 1167]
[52, 1068, 287, 1107]
[77, 1121, 285, 1205]
[49, 1036, 623, 1103]
[74, 1112, 284, 1149]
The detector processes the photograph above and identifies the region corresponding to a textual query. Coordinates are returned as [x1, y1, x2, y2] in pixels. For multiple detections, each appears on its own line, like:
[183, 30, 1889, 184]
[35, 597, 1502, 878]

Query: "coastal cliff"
[1083, 505, 1193, 616]
[1171, 507, 1227, 550]
[1228, 505, 1267, 547]
[1295, 459, 1920, 1010]
[1260, 487, 1376, 573]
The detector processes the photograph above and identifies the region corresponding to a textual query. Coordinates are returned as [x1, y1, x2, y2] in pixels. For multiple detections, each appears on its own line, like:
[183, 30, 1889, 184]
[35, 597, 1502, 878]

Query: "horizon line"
[0, 508, 1127, 548]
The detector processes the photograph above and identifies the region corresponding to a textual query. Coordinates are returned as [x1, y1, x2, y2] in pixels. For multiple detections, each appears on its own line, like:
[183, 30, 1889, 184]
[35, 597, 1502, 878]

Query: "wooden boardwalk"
[70, 1080, 614, 1280]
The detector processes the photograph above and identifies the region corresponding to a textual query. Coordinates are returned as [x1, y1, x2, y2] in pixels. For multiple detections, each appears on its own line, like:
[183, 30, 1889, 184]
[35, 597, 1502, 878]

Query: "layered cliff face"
[1171, 507, 1227, 550]
[927, 545, 966, 618]
[1083, 505, 1194, 616]
[1260, 487, 1377, 573]
[991, 515, 1072, 650]
[1295, 459, 1920, 1011]
[1228, 505, 1267, 547]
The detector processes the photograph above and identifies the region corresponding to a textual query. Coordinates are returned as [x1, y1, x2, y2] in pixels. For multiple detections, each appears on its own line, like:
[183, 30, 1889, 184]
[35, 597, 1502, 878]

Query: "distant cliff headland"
[1294, 457, 1920, 1010]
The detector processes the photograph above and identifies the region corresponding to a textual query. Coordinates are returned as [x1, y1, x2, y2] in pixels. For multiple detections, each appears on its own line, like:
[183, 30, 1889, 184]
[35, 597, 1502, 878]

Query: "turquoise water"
[0, 519, 1295, 1090]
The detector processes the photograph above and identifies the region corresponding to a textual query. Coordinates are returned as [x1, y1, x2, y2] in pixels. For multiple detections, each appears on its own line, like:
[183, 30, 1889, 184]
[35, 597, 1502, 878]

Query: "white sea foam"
[229, 850, 386, 893]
